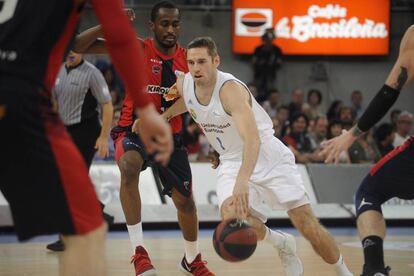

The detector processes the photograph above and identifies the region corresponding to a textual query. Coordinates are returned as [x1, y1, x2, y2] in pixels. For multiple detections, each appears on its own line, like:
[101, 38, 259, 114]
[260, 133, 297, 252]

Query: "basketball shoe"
[179, 253, 215, 276]
[275, 232, 304, 276]
[131, 246, 157, 276]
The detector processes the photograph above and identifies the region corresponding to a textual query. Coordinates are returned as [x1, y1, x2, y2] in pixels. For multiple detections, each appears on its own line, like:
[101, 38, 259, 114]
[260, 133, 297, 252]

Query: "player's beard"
[156, 35, 177, 50]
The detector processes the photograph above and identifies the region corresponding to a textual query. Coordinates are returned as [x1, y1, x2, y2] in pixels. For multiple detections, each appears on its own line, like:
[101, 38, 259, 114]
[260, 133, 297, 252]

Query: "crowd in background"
[92, 58, 413, 165]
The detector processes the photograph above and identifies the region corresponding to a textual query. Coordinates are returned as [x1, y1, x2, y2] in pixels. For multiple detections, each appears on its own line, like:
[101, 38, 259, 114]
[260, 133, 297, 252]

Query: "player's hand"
[132, 119, 140, 134]
[95, 135, 109, 159]
[125, 8, 135, 21]
[208, 150, 220, 169]
[137, 104, 173, 166]
[320, 128, 357, 164]
[232, 181, 249, 219]
[163, 83, 180, 101]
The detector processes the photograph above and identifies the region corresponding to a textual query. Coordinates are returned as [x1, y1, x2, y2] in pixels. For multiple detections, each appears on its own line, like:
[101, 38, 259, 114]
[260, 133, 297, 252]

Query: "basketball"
[212, 219, 257, 262]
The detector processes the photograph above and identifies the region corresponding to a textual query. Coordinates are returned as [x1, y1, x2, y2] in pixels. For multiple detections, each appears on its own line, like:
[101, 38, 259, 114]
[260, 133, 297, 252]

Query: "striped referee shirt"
[52, 60, 111, 126]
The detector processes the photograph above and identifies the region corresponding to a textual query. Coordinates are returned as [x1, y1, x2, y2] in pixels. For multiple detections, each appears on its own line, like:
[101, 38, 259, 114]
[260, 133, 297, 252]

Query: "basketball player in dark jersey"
[74, 2, 214, 275]
[0, 0, 172, 275]
[321, 25, 414, 276]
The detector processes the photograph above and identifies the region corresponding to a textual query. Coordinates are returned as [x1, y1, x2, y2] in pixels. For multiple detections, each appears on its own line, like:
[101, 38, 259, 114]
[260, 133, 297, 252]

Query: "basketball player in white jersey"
[143, 36, 353, 276]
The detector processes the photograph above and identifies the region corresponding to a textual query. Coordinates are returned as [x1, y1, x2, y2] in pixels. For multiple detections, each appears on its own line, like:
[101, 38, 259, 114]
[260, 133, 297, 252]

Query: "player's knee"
[172, 190, 196, 214]
[118, 154, 143, 185]
[289, 205, 320, 240]
[355, 177, 383, 218]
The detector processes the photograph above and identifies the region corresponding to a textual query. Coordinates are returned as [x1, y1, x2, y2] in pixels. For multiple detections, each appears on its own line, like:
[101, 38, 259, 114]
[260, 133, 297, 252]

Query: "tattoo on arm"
[394, 66, 408, 91]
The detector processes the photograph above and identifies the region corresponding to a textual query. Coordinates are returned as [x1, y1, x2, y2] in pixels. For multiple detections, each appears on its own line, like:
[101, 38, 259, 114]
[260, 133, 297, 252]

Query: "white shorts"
[217, 137, 309, 222]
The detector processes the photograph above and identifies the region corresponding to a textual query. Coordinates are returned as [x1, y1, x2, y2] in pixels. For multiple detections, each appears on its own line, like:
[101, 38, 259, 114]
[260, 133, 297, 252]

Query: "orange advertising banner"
[233, 0, 390, 55]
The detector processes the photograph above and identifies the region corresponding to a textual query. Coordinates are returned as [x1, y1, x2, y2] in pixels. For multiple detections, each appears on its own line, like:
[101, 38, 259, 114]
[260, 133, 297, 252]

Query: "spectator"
[261, 88, 281, 118]
[338, 106, 355, 128]
[252, 28, 283, 101]
[323, 120, 351, 163]
[276, 105, 290, 137]
[283, 113, 316, 163]
[374, 123, 395, 157]
[271, 117, 282, 139]
[390, 108, 402, 129]
[306, 89, 323, 120]
[326, 100, 343, 122]
[348, 130, 381, 164]
[97, 61, 124, 108]
[247, 82, 259, 100]
[288, 88, 305, 120]
[393, 111, 413, 147]
[309, 116, 328, 149]
[350, 90, 364, 119]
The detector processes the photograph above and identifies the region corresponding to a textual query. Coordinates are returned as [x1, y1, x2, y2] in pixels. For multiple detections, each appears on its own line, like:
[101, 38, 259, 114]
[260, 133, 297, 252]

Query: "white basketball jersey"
[182, 70, 274, 161]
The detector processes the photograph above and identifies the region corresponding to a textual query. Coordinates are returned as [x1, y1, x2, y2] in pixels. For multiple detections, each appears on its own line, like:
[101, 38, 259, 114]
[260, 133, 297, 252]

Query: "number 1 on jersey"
[216, 137, 225, 150]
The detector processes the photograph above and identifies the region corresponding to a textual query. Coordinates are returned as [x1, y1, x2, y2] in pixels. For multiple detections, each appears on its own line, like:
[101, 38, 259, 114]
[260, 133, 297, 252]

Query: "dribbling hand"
[232, 181, 249, 219]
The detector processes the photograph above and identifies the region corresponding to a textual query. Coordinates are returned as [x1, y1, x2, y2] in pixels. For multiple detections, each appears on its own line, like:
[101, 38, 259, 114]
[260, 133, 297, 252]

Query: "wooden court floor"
[0, 235, 413, 275]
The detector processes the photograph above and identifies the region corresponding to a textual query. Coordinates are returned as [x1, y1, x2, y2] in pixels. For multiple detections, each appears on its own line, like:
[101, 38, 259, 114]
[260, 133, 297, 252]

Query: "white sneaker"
[276, 233, 304, 276]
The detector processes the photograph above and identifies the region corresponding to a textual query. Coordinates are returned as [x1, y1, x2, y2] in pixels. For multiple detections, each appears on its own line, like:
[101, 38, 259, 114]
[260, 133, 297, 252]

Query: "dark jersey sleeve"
[91, 0, 150, 108]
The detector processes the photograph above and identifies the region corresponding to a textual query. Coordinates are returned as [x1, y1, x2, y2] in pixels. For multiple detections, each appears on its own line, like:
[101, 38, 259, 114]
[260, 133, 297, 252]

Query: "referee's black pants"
[66, 116, 101, 169]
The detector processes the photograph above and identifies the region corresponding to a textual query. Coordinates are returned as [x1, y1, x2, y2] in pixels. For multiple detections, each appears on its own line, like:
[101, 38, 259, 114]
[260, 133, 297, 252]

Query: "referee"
[48, 51, 114, 251]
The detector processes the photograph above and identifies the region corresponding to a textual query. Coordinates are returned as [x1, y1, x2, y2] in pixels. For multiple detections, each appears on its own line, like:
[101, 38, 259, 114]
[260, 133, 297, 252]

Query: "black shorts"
[0, 77, 103, 240]
[355, 137, 414, 217]
[112, 127, 192, 197]
[66, 116, 101, 168]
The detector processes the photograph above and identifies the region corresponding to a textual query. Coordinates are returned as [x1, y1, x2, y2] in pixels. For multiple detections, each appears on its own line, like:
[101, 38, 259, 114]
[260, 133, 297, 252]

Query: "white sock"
[334, 254, 353, 276]
[184, 240, 199, 263]
[127, 222, 144, 253]
[264, 227, 286, 249]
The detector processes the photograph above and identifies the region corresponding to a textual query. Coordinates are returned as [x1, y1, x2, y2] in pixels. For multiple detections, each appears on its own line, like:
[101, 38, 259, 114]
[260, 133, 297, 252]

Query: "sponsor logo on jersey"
[147, 85, 170, 94]
[175, 70, 185, 76]
[152, 65, 161, 74]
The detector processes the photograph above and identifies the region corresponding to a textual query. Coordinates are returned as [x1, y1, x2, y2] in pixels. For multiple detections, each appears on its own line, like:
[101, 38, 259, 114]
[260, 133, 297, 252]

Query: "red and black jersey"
[0, 0, 81, 91]
[118, 38, 188, 134]
[0, 0, 151, 108]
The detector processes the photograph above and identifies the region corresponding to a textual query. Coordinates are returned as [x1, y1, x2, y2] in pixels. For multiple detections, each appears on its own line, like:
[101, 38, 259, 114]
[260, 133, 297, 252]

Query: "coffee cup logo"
[235, 8, 273, 36]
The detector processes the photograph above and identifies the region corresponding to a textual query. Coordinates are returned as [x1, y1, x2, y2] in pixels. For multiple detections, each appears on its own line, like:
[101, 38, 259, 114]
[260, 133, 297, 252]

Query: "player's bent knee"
[173, 194, 196, 214]
[355, 177, 384, 219]
[118, 153, 143, 184]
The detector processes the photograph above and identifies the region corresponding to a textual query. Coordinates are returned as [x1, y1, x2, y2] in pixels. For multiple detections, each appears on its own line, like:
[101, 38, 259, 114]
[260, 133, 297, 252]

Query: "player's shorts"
[216, 136, 309, 222]
[355, 136, 414, 217]
[111, 127, 192, 198]
[0, 77, 103, 241]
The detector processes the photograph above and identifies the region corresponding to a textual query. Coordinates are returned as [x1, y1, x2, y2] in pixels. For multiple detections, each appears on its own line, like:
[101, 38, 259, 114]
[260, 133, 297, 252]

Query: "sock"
[184, 240, 199, 263]
[127, 222, 144, 253]
[333, 254, 353, 276]
[263, 227, 286, 249]
[362, 235, 385, 269]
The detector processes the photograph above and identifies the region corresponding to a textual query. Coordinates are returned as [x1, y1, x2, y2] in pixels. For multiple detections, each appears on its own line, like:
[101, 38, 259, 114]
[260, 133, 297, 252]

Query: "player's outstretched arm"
[221, 81, 260, 219]
[321, 25, 414, 163]
[91, 0, 172, 164]
[73, 9, 137, 54]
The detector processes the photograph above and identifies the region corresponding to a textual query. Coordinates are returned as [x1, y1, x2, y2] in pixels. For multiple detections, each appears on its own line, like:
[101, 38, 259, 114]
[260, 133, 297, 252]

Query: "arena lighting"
[233, 0, 390, 55]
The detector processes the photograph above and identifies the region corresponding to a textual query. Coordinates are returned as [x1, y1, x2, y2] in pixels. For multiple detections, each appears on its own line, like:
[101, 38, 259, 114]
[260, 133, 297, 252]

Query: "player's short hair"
[151, 1, 179, 22]
[187, 37, 218, 57]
